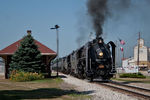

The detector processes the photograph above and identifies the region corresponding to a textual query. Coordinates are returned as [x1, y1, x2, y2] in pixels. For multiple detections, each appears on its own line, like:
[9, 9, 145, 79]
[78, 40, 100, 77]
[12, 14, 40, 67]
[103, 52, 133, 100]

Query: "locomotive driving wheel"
[90, 76, 93, 82]
[77, 65, 84, 79]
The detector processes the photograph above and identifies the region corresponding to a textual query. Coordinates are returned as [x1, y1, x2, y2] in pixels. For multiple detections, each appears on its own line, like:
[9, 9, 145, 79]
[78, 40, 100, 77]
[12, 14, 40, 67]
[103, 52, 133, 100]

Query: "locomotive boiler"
[52, 37, 116, 81]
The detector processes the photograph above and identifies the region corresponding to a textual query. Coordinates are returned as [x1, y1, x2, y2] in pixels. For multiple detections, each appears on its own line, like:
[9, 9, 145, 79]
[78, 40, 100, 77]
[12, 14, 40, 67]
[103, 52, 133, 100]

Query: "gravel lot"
[60, 73, 138, 100]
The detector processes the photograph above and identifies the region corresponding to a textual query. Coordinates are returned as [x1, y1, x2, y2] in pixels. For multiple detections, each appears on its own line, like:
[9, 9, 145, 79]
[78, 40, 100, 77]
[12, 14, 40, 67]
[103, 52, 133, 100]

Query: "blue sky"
[0, 0, 150, 64]
[0, 0, 87, 56]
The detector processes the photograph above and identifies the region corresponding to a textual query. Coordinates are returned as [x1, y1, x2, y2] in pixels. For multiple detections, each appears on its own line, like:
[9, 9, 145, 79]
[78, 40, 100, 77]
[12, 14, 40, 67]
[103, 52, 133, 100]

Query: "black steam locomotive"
[52, 37, 116, 81]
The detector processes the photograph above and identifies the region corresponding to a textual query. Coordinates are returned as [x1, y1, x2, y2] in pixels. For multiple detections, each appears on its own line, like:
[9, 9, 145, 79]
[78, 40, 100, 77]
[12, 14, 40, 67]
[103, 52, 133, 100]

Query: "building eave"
[0, 53, 13, 56]
[0, 53, 57, 56]
[41, 53, 57, 56]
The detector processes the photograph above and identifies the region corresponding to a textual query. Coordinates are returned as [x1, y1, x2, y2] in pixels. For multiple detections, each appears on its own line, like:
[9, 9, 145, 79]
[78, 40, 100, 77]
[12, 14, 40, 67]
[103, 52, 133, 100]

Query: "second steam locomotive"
[52, 37, 116, 81]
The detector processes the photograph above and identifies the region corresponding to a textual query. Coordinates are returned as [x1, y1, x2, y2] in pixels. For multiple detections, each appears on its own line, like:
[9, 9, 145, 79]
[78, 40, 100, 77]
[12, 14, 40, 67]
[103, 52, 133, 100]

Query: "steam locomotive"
[52, 37, 116, 81]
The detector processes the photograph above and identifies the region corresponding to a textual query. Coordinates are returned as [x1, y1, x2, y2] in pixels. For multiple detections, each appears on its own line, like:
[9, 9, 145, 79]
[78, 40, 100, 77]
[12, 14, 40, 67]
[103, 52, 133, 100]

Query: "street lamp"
[50, 25, 60, 77]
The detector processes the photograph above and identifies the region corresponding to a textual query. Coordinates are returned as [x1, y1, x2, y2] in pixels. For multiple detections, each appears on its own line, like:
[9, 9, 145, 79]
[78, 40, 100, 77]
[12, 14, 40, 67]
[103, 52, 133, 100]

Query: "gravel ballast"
[61, 73, 138, 100]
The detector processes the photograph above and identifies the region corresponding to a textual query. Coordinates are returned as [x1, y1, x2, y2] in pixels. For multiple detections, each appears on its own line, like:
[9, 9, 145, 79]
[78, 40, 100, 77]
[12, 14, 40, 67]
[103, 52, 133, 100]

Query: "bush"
[10, 70, 44, 82]
[119, 72, 146, 78]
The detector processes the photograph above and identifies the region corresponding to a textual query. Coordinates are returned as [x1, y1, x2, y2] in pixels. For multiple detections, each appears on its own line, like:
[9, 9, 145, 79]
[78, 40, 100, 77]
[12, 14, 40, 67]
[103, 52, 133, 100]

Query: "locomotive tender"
[52, 37, 116, 81]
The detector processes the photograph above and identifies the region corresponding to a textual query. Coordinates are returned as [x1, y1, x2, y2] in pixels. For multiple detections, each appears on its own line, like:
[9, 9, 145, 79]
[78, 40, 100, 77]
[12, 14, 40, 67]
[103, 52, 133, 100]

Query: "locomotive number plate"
[99, 65, 104, 68]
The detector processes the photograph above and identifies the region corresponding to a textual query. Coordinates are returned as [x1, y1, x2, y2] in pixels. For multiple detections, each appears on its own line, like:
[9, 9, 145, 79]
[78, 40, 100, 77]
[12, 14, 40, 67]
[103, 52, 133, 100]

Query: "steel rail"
[109, 80, 150, 93]
[95, 82, 150, 100]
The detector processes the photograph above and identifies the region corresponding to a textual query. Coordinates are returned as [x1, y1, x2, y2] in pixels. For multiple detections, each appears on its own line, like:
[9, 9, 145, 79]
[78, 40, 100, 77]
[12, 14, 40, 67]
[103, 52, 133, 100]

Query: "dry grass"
[112, 76, 150, 84]
[0, 77, 91, 100]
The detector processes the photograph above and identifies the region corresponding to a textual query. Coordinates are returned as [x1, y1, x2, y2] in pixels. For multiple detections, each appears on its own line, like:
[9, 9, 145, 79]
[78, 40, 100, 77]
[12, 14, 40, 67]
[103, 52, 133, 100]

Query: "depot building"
[0, 30, 56, 79]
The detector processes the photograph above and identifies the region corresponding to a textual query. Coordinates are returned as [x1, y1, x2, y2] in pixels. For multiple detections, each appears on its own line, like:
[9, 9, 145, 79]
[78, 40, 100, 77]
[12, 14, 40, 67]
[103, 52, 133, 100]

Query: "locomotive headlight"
[99, 52, 103, 57]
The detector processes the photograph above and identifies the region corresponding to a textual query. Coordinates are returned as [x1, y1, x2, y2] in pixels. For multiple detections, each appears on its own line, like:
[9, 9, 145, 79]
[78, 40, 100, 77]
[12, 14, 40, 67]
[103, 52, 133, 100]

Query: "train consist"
[52, 37, 116, 81]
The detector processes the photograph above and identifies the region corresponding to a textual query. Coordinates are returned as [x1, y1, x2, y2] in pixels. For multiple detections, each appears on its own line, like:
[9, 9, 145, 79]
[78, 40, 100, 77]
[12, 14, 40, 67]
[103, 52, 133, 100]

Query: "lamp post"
[51, 25, 60, 77]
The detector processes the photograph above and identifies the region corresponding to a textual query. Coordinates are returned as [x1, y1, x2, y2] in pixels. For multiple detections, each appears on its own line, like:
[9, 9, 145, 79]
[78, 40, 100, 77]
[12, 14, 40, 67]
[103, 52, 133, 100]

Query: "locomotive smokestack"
[87, 0, 109, 38]
[27, 30, 32, 35]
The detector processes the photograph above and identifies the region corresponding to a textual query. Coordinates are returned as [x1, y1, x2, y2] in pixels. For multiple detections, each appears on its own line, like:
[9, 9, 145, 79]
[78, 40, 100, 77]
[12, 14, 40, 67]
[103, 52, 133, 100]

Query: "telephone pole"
[137, 32, 140, 67]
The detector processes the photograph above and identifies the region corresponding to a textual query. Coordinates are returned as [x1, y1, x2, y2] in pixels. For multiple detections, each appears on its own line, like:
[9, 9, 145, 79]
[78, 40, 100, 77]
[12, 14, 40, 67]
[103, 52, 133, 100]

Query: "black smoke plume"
[76, 0, 132, 47]
[87, 0, 109, 38]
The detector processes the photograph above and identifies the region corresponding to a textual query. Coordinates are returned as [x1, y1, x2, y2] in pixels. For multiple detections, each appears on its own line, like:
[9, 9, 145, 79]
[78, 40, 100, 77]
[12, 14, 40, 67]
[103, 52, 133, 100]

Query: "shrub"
[10, 70, 44, 82]
[119, 72, 146, 78]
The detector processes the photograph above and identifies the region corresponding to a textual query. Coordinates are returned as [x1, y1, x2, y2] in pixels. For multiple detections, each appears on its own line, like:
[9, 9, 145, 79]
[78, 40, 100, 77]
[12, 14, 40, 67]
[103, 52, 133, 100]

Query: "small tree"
[9, 34, 45, 73]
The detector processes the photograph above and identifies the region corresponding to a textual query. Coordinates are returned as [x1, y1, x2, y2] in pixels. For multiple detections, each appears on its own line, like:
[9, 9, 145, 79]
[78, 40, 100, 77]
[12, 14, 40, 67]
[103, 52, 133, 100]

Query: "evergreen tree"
[9, 34, 45, 73]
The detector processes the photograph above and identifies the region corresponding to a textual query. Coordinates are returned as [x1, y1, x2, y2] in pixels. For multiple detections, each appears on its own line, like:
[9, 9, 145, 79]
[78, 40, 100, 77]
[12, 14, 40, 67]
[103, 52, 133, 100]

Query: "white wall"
[134, 46, 148, 61]
[134, 39, 148, 62]
[148, 49, 150, 61]
[0, 58, 5, 75]
[0, 63, 5, 75]
[122, 58, 138, 73]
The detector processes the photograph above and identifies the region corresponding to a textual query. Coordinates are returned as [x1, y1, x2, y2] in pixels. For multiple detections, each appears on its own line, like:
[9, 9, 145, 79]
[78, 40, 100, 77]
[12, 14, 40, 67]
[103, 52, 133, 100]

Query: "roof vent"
[27, 30, 31, 35]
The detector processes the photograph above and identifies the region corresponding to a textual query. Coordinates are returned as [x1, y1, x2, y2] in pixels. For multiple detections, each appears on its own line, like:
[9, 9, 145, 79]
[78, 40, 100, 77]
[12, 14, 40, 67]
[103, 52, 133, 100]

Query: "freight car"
[52, 37, 116, 81]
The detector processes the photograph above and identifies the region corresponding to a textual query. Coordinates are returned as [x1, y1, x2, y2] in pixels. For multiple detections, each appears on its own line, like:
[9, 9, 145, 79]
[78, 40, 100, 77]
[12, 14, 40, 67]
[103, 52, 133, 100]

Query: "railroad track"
[57, 72, 150, 99]
[94, 80, 150, 100]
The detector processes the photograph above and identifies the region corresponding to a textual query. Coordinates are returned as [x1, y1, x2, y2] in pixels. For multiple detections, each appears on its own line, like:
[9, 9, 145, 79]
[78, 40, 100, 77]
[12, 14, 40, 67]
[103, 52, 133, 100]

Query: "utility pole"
[51, 25, 60, 77]
[122, 50, 124, 60]
[137, 32, 140, 67]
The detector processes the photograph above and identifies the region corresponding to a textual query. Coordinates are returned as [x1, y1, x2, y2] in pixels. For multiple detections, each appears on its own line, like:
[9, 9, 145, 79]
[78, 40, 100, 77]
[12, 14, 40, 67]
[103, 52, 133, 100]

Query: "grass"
[0, 88, 91, 100]
[0, 77, 92, 100]
[112, 73, 150, 84]
[146, 76, 150, 79]
[111, 76, 150, 84]
[119, 73, 146, 78]
[32, 77, 63, 83]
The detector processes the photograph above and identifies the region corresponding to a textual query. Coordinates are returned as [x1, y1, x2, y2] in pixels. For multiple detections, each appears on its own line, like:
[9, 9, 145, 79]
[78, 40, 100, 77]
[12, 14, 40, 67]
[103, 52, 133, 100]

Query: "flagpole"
[123, 50, 124, 60]
[115, 40, 118, 67]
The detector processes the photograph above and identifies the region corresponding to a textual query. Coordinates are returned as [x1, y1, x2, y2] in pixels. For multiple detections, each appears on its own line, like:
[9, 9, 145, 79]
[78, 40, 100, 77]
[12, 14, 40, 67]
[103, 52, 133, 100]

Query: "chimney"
[27, 30, 31, 35]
